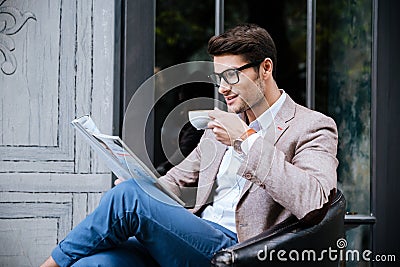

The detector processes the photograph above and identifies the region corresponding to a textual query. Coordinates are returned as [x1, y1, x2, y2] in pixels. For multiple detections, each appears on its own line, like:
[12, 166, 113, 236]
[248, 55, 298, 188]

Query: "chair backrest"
[212, 190, 346, 267]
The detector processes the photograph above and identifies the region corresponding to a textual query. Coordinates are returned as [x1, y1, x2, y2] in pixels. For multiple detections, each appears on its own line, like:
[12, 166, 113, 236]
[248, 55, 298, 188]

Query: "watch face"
[233, 139, 243, 154]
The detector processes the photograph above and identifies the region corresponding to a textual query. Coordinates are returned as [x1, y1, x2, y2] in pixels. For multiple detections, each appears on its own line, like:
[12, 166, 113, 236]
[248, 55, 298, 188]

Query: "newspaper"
[71, 115, 184, 206]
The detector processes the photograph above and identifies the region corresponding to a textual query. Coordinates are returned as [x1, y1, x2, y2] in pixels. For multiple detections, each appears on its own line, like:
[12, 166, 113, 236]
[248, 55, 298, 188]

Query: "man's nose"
[218, 80, 231, 95]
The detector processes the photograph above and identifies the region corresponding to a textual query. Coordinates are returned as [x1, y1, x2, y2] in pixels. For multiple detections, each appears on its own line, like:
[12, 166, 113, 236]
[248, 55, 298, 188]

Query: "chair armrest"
[211, 216, 301, 267]
[211, 190, 345, 267]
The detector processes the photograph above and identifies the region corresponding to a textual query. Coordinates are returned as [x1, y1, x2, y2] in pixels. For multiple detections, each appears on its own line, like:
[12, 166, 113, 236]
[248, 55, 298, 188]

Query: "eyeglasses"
[208, 59, 264, 87]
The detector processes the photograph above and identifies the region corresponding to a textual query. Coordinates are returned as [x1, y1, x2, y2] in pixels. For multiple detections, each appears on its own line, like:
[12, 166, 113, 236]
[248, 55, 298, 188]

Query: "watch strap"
[240, 128, 257, 141]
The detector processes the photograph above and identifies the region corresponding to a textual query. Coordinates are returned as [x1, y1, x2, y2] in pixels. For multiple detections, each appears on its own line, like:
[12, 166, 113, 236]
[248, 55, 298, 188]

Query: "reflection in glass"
[315, 0, 373, 261]
[155, 1, 215, 171]
[225, 0, 307, 105]
[342, 225, 372, 267]
[316, 0, 372, 214]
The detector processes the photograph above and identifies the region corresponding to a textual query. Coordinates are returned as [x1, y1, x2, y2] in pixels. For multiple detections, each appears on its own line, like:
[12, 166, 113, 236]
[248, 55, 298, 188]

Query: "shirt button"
[245, 173, 252, 179]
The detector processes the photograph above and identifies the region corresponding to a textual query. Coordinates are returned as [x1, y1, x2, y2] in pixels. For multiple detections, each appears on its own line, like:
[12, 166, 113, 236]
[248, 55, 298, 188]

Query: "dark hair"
[207, 24, 277, 78]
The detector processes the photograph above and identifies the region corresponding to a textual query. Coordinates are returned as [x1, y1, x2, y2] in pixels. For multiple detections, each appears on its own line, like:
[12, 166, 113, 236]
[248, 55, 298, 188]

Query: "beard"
[228, 98, 250, 114]
[228, 78, 265, 114]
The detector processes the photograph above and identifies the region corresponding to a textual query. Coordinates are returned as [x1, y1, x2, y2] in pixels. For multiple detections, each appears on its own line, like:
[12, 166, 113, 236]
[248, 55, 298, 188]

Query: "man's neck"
[245, 83, 281, 123]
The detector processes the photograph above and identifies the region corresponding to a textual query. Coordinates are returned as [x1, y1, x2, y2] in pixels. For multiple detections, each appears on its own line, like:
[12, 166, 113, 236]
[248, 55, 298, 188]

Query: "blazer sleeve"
[237, 114, 339, 220]
[158, 131, 209, 202]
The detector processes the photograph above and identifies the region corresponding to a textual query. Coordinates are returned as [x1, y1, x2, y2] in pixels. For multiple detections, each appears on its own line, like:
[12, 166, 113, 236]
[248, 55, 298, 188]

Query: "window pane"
[315, 0, 372, 214]
[342, 225, 373, 267]
[155, 0, 215, 172]
[225, 0, 307, 105]
[156, 0, 214, 68]
[315, 0, 373, 260]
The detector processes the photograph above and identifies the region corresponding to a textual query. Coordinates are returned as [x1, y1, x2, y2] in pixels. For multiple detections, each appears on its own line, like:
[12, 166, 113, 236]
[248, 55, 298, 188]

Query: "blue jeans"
[51, 178, 238, 267]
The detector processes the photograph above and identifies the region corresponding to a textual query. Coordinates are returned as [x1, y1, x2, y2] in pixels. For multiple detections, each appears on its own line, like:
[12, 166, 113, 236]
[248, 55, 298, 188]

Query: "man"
[41, 24, 338, 267]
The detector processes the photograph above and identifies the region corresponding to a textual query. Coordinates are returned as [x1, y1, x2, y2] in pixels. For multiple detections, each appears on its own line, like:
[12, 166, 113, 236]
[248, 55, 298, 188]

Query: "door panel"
[0, 0, 115, 265]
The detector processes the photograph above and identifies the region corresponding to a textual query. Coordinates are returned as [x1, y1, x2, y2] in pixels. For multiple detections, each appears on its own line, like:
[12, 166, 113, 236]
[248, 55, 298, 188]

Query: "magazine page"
[71, 116, 132, 180]
[71, 115, 184, 206]
[92, 134, 158, 182]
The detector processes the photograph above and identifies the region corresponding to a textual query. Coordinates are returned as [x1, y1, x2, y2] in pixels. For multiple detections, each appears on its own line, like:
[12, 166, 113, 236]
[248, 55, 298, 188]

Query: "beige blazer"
[159, 95, 338, 242]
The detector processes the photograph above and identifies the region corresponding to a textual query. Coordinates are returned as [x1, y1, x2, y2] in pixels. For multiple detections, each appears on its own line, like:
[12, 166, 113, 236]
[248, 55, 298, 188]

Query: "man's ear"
[260, 58, 273, 79]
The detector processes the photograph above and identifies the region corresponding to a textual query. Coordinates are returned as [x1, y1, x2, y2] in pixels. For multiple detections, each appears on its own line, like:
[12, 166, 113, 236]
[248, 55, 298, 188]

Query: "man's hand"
[207, 108, 250, 146]
[114, 178, 124, 186]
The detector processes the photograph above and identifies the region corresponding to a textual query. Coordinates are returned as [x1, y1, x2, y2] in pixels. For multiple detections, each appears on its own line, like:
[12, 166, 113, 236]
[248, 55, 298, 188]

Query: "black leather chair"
[211, 190, 346, 266]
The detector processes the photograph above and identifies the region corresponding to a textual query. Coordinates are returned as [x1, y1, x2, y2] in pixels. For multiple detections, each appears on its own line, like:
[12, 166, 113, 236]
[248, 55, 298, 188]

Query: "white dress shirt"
[201, 91, 287, 233]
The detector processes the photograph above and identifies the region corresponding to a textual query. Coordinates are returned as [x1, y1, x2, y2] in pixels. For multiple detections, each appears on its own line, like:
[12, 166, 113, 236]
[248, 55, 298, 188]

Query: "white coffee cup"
[188, 110, 212, 130]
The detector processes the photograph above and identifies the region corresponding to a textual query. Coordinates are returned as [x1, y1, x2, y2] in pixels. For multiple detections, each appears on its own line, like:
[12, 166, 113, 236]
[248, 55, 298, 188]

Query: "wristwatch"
[233, 138, 244, 154]
[233, 128, 257, 154]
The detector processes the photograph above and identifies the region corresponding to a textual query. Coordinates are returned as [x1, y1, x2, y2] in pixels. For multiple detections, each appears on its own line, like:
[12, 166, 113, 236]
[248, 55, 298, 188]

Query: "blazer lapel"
[273, 95, 296, 144]
[239, 94, 296, 199]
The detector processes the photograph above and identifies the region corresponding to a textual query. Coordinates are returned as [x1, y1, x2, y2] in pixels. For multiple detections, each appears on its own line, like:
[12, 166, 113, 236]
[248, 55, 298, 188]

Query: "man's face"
[213, 55, 266, 114]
